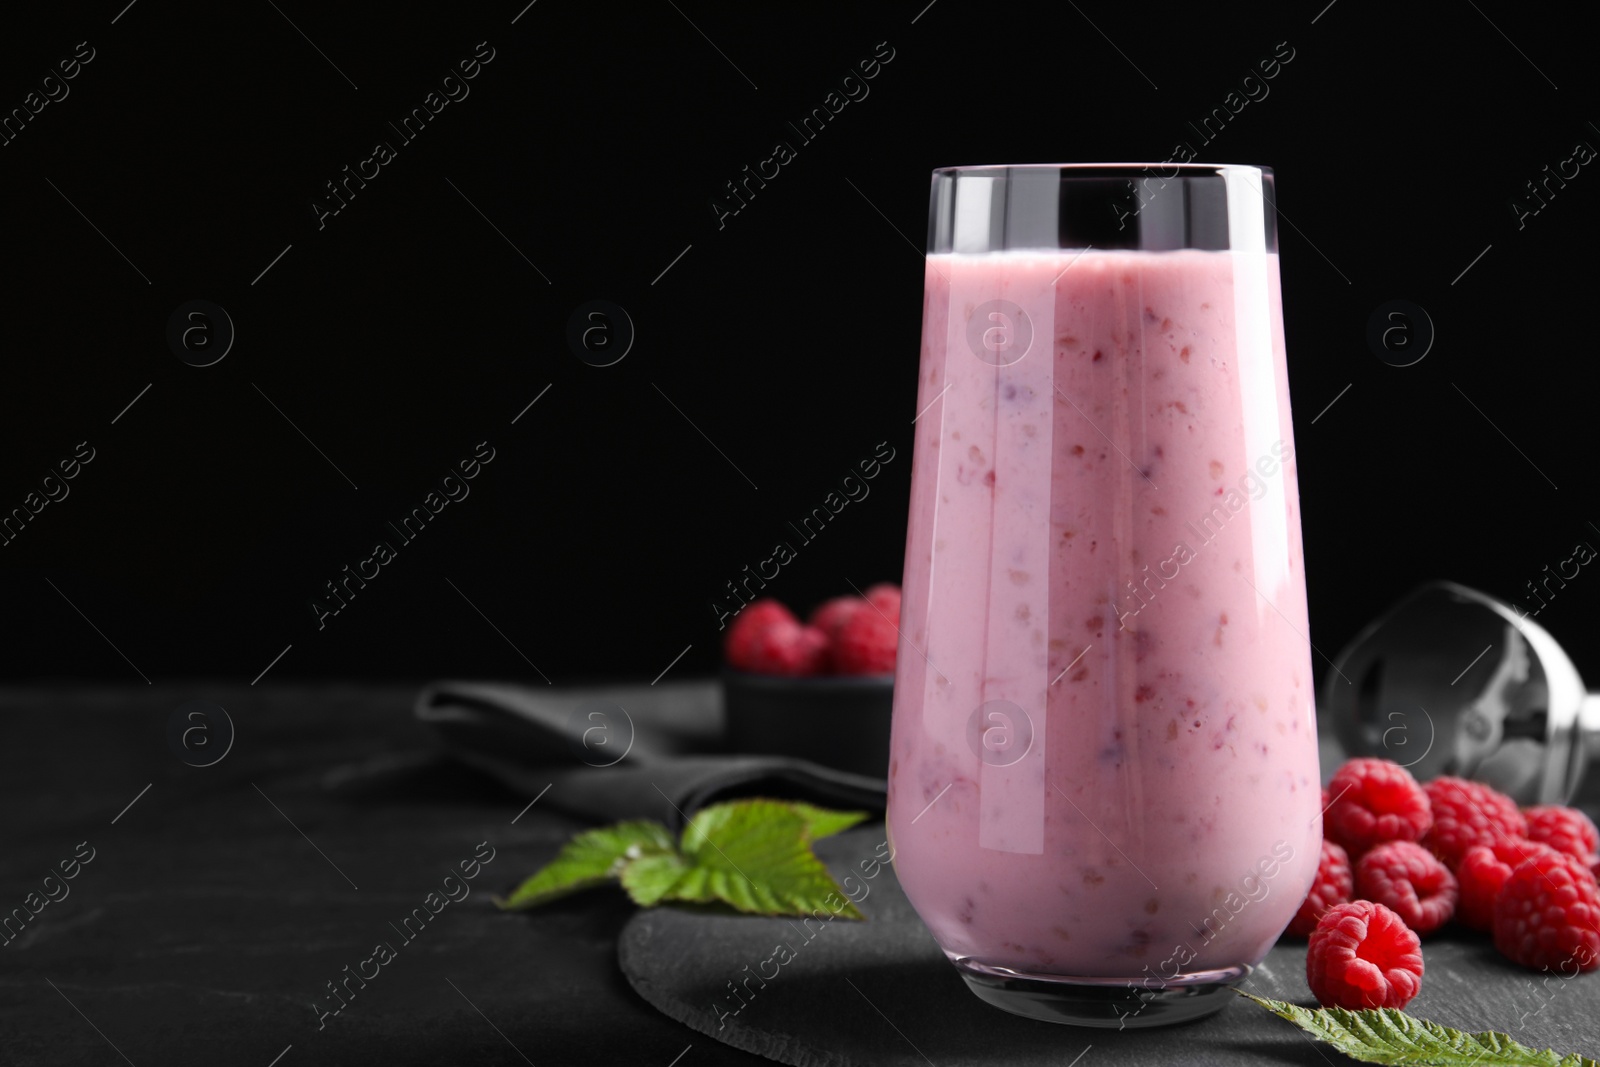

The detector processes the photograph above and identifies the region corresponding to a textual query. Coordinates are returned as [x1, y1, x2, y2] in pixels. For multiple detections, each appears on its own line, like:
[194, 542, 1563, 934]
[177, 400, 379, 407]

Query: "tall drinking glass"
[886, 164, 1321, 1027]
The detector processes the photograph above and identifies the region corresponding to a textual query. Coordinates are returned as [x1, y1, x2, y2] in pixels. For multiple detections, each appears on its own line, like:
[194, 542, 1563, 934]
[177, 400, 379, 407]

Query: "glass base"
[952, 957, 1250, 1029]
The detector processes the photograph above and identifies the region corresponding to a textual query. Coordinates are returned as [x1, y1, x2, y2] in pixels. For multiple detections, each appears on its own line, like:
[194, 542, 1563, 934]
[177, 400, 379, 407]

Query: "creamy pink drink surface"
[887, 248, 1320, 980]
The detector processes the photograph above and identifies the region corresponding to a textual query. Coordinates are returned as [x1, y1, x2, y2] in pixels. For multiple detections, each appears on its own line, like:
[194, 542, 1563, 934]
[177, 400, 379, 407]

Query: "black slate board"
[619, 825, 1600, 1066]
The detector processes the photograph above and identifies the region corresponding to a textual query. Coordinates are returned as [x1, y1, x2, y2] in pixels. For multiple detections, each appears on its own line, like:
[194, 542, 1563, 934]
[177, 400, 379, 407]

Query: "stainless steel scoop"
[1319, 580, 1600, 805]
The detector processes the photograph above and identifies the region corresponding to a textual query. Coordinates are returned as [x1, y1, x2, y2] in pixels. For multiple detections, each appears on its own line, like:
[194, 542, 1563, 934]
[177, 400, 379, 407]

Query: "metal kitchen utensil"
[1319, 580, 1599, 805]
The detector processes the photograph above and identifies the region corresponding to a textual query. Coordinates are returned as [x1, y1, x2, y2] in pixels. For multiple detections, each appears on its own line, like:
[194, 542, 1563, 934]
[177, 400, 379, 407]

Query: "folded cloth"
[415, 679, 886, 828]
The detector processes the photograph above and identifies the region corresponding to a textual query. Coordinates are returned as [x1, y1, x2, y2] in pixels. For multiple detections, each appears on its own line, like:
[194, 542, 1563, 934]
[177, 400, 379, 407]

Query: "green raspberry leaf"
[497, 820, 674, 910]
[495, 800, 870, 919]
[787, 801, 870, 842]
[669, 799, 866, 920]
[1240, 991, 1599, 1066]
[619, 850, 693, 906]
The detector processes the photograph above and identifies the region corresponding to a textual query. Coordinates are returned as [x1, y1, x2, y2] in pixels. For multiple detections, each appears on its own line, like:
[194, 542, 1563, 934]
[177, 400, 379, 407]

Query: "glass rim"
[932, 162, 1273, 176]
[927, 162, 1278, 253]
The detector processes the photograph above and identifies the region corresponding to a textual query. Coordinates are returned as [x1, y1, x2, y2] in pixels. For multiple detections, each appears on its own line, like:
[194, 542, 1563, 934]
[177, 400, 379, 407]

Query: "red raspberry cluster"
[1295, 757, 1600, 1011]
[723, 586, 900, 676]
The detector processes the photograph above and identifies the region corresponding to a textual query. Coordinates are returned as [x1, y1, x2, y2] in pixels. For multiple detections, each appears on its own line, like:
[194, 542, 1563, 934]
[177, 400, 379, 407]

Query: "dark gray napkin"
[414, 679, 886, 827]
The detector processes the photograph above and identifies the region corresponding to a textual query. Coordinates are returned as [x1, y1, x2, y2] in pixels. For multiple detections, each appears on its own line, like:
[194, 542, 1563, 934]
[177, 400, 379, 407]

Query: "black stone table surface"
[4, 682, 1599, 1067]
[0, 683, 772, 1067]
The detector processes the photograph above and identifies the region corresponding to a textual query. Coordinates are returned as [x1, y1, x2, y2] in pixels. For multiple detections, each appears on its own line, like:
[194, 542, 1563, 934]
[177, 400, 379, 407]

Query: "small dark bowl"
[720, 670, 894, 780]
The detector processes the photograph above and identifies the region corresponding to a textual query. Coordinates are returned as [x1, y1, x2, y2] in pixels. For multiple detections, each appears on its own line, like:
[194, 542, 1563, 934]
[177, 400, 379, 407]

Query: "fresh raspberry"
[864, 582, 901, 620]
[1422, 776, 1526, 868]
[723, 599, 795, 667]
[1306, 901, 1423, 1010]
[1456, 839, 1563, 931]
[1323, 758, 1431, 857]
[1492, 850, 1600, 972]
[724, 600, 827, 675]
[831, 605, 898, 674]
[1524, 805, 1600, 867]
[808, 596, 867, 640]
[742, 620, 828, 676]
[1354, 841, 1459, 935]
[1287, 840, 1354, 937]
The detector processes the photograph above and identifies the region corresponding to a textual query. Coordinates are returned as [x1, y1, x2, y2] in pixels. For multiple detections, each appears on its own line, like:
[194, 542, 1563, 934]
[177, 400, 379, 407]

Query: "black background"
[0, 0, 1593, 688]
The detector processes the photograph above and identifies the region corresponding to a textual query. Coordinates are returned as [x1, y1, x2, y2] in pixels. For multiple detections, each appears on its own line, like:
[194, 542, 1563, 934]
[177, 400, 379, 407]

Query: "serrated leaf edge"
[1239, 991, 1599, 1067]
[494, 821, 676, 910]
[497, 799, 872, 920]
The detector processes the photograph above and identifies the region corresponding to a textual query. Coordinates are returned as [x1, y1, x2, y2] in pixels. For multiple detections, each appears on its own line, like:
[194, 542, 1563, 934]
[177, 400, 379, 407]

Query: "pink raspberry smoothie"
[886, 247, 1320, 988]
